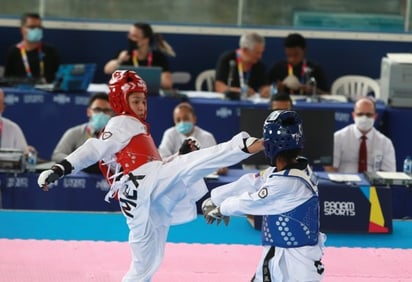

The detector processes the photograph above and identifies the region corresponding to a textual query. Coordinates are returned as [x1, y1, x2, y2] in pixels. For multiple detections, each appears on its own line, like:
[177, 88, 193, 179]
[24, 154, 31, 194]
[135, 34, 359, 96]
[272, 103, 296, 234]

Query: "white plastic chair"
[195, 69, 216, 91]
[331, 75, 381, 101]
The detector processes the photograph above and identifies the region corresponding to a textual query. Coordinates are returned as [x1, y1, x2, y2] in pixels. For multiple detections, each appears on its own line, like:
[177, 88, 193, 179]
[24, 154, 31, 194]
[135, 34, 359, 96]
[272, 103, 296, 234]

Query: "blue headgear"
[263, 110, 304, 164]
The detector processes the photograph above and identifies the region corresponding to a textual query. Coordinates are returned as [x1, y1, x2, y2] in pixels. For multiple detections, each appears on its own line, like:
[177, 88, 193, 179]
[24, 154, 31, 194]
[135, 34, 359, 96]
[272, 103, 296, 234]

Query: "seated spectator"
[324, 97, 396, 173]
[270, 92, 293, 110]
[104, 22, 175, 90]
[4, 12, 60, 83]
[0, 88, 32, 153]
[267, 33, 327, 95]
[215, 32, 269, 98]
[158, 102, 228, 175]
[51, 93, 114, 173]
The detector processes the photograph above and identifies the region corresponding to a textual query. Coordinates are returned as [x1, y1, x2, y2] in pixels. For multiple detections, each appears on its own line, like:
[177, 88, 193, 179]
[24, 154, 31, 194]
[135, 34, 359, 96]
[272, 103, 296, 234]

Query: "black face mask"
[128, 39, 139, 53]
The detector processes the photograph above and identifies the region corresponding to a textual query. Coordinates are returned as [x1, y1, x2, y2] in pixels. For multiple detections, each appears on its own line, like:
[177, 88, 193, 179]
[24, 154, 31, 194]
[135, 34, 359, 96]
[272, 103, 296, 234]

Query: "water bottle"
[27, 151, 37, 172]
[306, 77, 319, 102]
[403, 156, 412, 175]
[270, 82, 278, 97]
[240, 85, 248, 100]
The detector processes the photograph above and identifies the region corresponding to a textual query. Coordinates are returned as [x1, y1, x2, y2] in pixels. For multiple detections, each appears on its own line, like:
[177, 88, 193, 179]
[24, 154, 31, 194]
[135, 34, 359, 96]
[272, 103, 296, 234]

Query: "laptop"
[35, 63, 96, 92]
[117, 66, 162, 95]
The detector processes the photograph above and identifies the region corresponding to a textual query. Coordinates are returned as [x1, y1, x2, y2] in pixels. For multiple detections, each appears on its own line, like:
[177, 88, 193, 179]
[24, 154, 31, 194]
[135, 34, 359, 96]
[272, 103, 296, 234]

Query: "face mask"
[128, 39, 139, 52]
[90, 112, 110, 131]
[176, 121, 193, 135]
[27, 28, 43, 42]
[354, 116, 374, 132]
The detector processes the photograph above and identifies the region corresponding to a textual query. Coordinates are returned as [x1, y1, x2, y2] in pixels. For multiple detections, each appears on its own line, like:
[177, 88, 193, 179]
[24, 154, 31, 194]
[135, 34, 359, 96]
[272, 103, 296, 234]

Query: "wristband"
[51, 159, 73, 176]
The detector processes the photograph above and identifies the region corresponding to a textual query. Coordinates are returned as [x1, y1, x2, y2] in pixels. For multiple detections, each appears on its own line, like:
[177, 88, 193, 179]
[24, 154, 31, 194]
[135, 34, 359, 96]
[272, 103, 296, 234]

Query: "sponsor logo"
[314, 260, 325, 274]
[96, 179, 110, 191]
[335, 112, 350, 123]
[216, 107, 232, 119]
[6, 177, 29, 188]
[63, 178, 86, 189]
[24, 94, 44, 104]
[323, 200, 356, 216]
[74, 96, 90, 106]
[101, 131, 112, 140]
[4, 94, 19, 105]
[258, 187, 268, 198]
[53, 94, 71, 104]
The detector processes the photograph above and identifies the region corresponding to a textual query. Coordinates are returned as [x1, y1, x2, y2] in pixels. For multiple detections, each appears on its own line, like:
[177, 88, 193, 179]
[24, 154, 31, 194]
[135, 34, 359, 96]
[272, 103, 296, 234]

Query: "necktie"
[358, 135, 367, 172]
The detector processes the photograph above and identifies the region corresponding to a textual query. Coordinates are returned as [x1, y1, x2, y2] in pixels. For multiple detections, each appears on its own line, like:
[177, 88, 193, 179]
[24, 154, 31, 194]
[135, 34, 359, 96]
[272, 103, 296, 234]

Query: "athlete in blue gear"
[203, 110, 326, 282]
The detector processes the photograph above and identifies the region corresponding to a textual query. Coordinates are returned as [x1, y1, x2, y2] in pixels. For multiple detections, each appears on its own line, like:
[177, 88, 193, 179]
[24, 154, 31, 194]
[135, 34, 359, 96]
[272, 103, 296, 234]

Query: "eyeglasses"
[91, 107, 113, 115]
[25, 25, 43, 29]
[355, 112, 375, 118]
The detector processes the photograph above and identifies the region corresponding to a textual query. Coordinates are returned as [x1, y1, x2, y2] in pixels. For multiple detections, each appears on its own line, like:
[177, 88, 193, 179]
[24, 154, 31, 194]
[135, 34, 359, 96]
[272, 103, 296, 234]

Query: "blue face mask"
[27, 28, 43, 42]
[90, 112, 110, 131]
[176, 121, 193, 135]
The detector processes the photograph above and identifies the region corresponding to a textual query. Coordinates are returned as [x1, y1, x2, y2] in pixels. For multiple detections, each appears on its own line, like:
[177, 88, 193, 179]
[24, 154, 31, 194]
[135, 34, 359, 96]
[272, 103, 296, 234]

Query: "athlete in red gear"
[38, 70, 263, 281]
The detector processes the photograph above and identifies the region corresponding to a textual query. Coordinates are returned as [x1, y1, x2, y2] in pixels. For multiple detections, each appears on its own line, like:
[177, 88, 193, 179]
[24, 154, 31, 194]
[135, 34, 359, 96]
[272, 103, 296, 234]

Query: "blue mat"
[1, 210, 411, 249]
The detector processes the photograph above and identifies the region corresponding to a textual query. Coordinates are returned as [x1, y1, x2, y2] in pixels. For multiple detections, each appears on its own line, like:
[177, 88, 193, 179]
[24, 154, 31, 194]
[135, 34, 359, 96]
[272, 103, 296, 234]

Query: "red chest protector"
[115, 133, 162, 174]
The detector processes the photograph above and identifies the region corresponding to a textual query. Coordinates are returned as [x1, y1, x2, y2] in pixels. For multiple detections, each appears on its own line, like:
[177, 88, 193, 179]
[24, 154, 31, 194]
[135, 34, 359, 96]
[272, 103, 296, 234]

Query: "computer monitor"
[34, 63, 97, 92]
[380, 56, 412, 107]
[240, 108, 334, 167]
[54, 63, 96, 91]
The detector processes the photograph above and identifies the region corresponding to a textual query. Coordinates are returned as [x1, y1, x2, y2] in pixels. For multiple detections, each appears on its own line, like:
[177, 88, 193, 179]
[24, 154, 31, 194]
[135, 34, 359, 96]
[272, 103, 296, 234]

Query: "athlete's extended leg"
[160, 132, 262, 188]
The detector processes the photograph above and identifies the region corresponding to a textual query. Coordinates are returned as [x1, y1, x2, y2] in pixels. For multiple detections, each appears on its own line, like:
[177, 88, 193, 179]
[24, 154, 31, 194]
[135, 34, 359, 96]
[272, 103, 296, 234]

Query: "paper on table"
[328, 173, 362, 182]
[87, 83, 110, 93]
[386, 53, 412, 64]
[247, 94, 269, 104]
[319, 95, 348, 103]
[180, 91, 225, 99]
[290, 95, 307, 101]
[376, 171, 412, 180]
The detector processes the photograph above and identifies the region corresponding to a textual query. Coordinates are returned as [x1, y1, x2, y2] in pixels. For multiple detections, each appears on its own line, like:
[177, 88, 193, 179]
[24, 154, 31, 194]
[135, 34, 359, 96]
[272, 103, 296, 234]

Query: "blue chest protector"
[261, 168, 319, 248]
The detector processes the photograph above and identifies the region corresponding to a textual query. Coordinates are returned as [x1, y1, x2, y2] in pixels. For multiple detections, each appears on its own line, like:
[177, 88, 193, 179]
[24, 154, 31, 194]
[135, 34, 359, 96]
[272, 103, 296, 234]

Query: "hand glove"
[206, 206, 230, 226]
[179, 136, 200, 155]
[37, 160, 73, 191]
[242, 137, 264, 154]
[201, 198, 216, 218]
[37, 169, 61, 191]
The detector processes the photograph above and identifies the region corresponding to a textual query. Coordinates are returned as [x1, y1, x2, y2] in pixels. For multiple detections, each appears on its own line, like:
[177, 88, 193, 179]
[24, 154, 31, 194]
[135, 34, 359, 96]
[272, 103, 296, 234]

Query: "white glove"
[202, 198, 230, 226]
[37, 164, 65, 191]
[241, 136, 262, 154]
[207, 206, 230, 226]
[201, 198, 216, 217]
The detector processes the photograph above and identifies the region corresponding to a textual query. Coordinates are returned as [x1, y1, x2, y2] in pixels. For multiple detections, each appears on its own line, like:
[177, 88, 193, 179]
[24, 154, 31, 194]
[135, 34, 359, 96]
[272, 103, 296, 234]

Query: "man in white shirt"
[0, 88, 29, 153]
[158, 102, 227, 174]
[325, 97, 396, 173]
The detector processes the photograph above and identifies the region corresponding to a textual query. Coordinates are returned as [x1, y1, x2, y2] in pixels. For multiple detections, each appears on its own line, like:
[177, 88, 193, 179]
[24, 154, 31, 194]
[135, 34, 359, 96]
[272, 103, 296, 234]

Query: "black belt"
[251, 246, 275, 282]
[262, 246, 275, 281]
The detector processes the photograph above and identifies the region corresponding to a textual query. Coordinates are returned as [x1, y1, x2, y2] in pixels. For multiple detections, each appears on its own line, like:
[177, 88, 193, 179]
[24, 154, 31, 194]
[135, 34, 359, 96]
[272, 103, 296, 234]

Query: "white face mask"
[354, 115, 375, 132]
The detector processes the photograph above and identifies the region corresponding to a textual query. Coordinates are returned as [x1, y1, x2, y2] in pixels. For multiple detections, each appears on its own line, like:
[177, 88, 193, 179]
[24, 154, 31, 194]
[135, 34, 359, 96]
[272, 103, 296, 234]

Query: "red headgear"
[108, 70, 148, 120]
